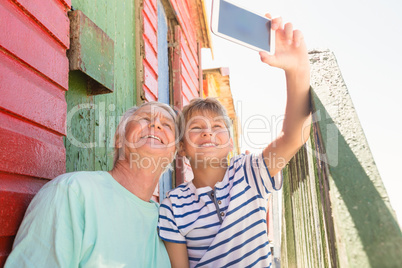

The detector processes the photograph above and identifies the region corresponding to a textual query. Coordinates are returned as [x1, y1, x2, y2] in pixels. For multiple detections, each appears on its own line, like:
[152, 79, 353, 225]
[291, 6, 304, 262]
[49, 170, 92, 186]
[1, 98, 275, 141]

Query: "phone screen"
[218, 0, 271, 52]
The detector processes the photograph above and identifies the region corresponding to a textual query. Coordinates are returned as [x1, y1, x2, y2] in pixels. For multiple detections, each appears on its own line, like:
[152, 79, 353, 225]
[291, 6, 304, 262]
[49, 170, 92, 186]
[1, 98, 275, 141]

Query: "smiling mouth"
[200, 143, 217, 147]
[142, 135, 163, 144]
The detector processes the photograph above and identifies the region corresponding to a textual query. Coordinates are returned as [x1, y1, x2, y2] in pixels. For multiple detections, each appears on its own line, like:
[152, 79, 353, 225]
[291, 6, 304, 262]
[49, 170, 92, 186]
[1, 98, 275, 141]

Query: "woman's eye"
[163, 123, 172, 129]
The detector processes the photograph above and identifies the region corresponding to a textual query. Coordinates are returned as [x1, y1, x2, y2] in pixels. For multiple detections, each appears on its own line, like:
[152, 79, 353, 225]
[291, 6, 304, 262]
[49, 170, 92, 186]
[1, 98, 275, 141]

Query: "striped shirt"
[158, 153, 282, 268]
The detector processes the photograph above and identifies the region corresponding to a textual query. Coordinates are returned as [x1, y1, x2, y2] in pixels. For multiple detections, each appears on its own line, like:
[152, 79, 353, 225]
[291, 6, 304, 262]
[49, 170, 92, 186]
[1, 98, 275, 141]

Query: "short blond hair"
[177, 97, 231, 141]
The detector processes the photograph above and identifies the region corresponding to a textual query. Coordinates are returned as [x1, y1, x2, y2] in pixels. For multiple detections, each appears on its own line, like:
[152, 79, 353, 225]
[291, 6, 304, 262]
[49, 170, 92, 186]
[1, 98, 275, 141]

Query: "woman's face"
[120, 105, 176, 167]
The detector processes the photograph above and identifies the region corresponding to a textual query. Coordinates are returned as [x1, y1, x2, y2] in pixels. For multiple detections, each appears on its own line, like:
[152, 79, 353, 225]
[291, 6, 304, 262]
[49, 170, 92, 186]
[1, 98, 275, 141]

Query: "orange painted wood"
[0, 0, 69, 89]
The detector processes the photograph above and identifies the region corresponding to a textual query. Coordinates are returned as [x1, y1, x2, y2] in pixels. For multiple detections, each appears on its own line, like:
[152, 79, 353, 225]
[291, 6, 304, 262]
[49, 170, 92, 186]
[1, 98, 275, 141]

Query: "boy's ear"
[178, 141, 187, 157]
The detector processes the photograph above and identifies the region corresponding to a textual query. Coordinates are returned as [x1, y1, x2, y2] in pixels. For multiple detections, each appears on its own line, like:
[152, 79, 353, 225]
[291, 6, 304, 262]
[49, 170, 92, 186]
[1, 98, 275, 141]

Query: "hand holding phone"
[211, 0, 275, 54]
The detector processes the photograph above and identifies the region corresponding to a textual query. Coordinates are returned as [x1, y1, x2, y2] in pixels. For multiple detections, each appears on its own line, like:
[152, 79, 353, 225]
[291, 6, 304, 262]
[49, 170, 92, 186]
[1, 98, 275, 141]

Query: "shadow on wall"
[312, 91, 402, 267]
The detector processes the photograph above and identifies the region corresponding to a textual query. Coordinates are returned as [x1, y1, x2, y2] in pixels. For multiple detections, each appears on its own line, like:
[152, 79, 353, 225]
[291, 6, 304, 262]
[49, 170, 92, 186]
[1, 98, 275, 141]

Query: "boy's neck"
[190, 160, 229, 189]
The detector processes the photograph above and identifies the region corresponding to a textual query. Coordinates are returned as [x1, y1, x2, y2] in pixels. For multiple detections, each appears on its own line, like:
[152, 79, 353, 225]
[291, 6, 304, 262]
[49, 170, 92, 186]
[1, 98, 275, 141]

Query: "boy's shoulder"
[165, 181, 193, 200]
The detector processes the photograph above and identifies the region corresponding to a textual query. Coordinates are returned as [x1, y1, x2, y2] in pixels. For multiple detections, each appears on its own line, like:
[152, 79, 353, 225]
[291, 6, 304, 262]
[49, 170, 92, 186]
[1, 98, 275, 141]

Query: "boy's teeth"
[201, 143, 215, 147]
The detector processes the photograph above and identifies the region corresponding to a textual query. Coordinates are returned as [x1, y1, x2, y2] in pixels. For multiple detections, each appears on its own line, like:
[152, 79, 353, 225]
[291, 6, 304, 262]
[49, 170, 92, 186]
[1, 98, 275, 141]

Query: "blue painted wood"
[158, 0, 172, 202]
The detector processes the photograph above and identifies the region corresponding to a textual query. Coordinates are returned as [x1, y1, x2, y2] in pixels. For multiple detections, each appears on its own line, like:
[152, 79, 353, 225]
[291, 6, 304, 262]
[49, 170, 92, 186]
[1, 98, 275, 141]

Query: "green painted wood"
[281, 49, 402, 267]
[309, 50, 402, 267]
[68, 10, 114, 94]
[65, 0, 136, 172]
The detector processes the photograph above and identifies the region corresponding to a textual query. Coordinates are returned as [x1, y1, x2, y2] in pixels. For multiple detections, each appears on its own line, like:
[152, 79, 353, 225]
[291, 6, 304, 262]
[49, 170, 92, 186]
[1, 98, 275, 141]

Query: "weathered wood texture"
[65, 0, 136, 172]
[281, 50, 402, 267]
[0, 0, 71, 265]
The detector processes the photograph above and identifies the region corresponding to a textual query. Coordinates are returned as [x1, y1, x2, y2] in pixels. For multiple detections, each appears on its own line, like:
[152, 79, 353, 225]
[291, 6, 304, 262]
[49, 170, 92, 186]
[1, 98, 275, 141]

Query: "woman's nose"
[149, 118, 162, 129]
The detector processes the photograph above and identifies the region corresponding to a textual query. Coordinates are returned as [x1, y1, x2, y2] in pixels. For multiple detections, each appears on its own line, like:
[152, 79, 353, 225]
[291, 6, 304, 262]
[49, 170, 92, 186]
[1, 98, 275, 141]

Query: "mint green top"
[5, 171, 171, 268]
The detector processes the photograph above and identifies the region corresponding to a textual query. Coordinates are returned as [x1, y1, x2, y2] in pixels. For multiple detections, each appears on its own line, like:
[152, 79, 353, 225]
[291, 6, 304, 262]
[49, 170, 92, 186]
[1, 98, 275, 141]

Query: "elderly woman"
[5, 102, 177, 268]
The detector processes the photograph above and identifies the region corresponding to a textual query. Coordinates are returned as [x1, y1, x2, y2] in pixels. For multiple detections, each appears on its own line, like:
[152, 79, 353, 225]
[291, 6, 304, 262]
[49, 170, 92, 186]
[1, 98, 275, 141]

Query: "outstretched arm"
[260, 15, 312, 177]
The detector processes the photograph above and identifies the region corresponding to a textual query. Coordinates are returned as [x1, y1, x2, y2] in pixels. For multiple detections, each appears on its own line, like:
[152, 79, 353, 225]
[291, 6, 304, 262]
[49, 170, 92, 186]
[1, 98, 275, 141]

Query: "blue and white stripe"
[158, 153, 282, 268]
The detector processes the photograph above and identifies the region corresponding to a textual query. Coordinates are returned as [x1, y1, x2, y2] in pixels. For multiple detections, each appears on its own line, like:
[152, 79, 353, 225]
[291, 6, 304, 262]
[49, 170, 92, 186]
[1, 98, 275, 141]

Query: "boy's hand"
[259, 14, 309, 73]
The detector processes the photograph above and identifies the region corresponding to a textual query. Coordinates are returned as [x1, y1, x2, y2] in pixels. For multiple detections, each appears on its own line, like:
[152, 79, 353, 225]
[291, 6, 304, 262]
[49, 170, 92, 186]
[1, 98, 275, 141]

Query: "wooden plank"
[0, 112, 65, 179]
[144, 38, 158, 72]
[142, 11, 157, 52]
[171, 0, 197, 55]
[143, 85, 157, 102]
[0, 173, 47, 266]
[0, 1, 69, 89]
[0, 173, 47, 237]
[143, 0, 157, 33]
[0, 52, 66, 135]
[57, 0, 71, 9]
[181, 78, 197, 102]
[143, 60, 158, 98]
[181, 61, 198, 99]
[181, 35, 198, 81]
[10, 0, 70, 48]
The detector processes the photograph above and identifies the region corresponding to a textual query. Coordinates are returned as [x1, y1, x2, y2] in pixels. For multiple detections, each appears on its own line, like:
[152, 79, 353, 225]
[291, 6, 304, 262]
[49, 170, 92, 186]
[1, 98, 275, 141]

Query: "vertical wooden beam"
[171, 25, 184, 186]
[197, 42, 203, 98]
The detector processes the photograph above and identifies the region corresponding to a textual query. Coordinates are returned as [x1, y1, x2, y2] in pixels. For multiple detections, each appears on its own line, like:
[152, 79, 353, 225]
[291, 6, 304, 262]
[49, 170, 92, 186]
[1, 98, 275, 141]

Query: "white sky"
[202, 0, 402, 224]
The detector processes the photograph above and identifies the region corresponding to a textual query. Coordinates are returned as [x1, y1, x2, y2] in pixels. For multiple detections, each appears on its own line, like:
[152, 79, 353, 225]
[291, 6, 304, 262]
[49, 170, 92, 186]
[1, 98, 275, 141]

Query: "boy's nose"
[202, 130, 213, 137]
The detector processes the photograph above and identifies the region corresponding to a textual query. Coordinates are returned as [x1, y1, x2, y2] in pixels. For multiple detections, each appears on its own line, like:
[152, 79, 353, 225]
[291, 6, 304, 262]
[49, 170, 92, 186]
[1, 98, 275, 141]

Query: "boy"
[158, 15, 311, 268]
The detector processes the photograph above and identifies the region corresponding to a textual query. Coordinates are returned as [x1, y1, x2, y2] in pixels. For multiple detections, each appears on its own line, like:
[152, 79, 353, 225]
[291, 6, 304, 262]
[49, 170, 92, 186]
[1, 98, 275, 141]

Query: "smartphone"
[211, 0, 275, 54]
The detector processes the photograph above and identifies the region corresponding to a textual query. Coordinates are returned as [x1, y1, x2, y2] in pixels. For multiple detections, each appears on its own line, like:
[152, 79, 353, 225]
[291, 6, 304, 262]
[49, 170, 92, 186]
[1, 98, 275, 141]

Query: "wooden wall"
[0, 0, 71, 265]
[65, 0, 137, 172]
[281, 50, 402, 267]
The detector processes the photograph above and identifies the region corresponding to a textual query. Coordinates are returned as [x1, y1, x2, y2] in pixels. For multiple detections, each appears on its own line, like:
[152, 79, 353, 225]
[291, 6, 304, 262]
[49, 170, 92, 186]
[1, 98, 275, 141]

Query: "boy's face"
[179, 111, 233, 165]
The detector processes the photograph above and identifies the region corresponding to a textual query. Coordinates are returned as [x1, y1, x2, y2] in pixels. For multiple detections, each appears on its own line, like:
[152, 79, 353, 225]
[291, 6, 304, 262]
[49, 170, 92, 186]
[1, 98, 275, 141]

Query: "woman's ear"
[115, 134, 123, 149]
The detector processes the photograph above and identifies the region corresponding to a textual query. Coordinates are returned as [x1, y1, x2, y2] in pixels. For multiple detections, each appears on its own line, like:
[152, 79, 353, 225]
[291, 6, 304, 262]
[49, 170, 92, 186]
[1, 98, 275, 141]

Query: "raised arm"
[260, 15, 312, 177]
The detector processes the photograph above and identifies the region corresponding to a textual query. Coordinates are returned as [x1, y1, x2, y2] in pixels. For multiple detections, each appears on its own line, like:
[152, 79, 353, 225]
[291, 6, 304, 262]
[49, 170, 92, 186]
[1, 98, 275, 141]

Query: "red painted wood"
[0, 52, 66, 135]
[142, 12, 157, 53]
[10, 0, 70, 48]
[143, 60, 158, 99]
[143, 38, 158, 74]
[0, 112, 66, 180]
[181, 34, 198, 80]
[0, 0, 69, 89]
[181, 78, 196, 103]
[0, 235, 14, 267]
[1, 0, 68, 264]
[0, 173, 47, 237]
[57, 0, 71, 9]
[143, 0, 157, 34]
[143, 85, 157, 102]
[181, 62, 198, 98]
[170, 0, 197, 56]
